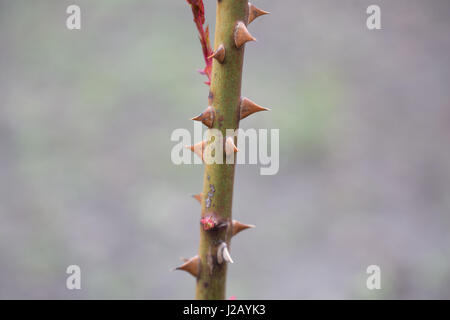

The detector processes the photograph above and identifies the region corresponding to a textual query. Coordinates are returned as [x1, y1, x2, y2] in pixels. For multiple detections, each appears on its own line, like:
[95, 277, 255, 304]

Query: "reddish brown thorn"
[248, 3, 270, 24]
[192, 193, 203, 203]
[240, 97, 270, 120]
[234, 21, 256, 48]
[208, 44, 226, 64]
[191, 106, 215, 128]
[225, 137, 239, 156]
[174, 255, 200, 278]
[185, 140, 206, 161]
[232, 220, 256, 237]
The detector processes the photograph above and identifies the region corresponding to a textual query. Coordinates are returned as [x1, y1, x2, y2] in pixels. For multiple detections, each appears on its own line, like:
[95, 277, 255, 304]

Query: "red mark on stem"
[200, 216, 217, 230]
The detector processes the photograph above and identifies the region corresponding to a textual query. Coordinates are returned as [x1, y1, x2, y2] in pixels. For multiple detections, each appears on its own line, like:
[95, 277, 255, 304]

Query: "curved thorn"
[208, 44, 226, 64]
[222, 246, 234, 264]
[232, 220, 256, 237]
[248, 3, 270, 24]
[185, 140, 206, 160]
[217, 242, 234, 264]
[173, 255, 200, 278]
[192, 193, 203, 203]
[191, 106, 215, 128]
[225, 137, 239, 155]
[240, 97, 270, 120]
[234, 21, 256, 48]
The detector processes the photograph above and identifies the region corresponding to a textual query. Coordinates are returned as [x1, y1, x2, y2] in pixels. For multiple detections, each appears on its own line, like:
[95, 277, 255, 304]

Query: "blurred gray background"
[1, 0, 449, 299]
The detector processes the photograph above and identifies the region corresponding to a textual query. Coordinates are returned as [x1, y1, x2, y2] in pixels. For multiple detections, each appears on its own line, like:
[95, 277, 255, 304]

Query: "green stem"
[195, 0, 248, 300]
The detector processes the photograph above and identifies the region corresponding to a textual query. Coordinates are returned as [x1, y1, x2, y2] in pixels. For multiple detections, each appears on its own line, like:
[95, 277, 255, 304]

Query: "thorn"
[192, 193, 203, 203]
[191, 106, 215, 128]
[173, 255, 200, 278]
[234, 21, 256, 48]
[223, 246, 234, 263]
[248, 3, 270, 24]
[240, 97, 270, 120]
[208, 44, 226, 64]
[185, 140, 206, 160]
[232, 220, 256, 237]
[225, 137, 239, 155]
[217, 242, 234, 264]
